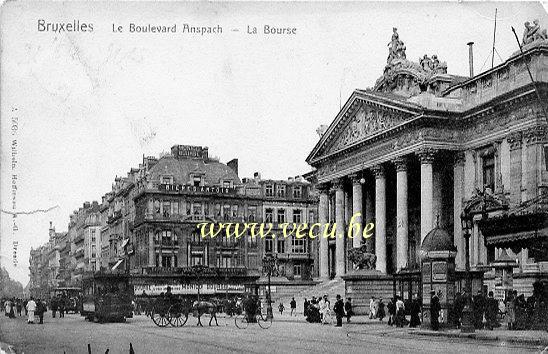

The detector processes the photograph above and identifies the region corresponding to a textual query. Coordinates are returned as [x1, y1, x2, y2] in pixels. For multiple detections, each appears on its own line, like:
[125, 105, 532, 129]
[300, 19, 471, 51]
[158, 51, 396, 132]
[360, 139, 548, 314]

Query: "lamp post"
[460, 211, 475, 333]
[192, 263, 207, 302]
[262, 254, 276, 320]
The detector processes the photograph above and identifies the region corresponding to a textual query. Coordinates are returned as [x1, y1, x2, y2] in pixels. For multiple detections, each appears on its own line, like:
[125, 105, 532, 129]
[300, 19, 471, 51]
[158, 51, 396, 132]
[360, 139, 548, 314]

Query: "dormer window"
[161, 176, 173, 185]
[276, 185, 286, 197]
[222, 180, 232, 188]
[192, 176, 202, 187]
[293, 186, 302, 198]
[265, 184, 274, 197]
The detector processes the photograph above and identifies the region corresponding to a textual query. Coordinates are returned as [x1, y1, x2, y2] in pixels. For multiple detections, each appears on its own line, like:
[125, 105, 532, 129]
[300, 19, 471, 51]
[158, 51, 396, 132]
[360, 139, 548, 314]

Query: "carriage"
[81, 272, 133, 323]
[51, 287, 82, 314]
[149, 296, 220, 327]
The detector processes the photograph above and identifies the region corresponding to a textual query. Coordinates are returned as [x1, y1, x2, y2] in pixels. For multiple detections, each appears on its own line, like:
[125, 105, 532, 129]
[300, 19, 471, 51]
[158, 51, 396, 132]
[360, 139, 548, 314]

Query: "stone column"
[394, 156, 409, 271]
[350, 173, 363, 249]
[418, 148, 436, 242]
[507, 132, 523, 205]
[334, 179, 346, 277]
[365, 183, 375, 253]
[148, 228, 155, 267]
[373, 165, 387, 274]
[524, 128, 545, 200]
[318, 184, 330, 279]
[453, 152, 466, 269]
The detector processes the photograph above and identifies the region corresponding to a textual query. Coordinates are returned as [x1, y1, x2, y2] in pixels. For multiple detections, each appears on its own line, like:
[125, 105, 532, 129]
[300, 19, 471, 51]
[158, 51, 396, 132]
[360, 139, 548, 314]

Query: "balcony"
[154, 239, 180, 247]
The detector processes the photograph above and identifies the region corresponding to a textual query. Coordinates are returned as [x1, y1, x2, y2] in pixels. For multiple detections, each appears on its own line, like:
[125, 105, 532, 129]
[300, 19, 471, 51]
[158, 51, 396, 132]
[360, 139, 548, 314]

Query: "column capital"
[316, 183, 331, 194]
[393, 156, 408, 172]
[371, 165, 385, 179]
[507, 131, 523, 151]
[524, 126, 548, 144]
[331, 178, 345, 190]
[454, 151, 465, 166]
[349, 173, 363, 185]
[417, 148, 437, 164]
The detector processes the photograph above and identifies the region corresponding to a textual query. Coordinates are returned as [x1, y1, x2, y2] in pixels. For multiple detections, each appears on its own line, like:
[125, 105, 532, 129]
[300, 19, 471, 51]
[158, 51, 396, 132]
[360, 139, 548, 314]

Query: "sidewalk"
[411, 327, 548, 346]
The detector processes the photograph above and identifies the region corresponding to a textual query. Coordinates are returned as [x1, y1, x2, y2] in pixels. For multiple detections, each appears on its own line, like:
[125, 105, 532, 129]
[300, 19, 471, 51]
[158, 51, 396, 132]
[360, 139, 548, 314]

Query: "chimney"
[467, 42, 474, 77]
[227, 158, 239, 177]
[254, 172, 261, 181]
[84, 201, 90, 209]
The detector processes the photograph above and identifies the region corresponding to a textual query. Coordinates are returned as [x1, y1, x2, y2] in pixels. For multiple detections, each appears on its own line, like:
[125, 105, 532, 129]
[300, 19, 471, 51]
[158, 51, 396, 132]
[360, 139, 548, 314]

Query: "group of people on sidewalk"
[304, 295, 353, 327]
[369, 294, 424, 328]
[2, 297, 47, 324]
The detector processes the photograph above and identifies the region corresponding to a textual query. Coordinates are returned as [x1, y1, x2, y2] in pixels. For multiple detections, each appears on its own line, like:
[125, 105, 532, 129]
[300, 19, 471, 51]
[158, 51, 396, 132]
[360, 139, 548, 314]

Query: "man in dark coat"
[333, 294, 345, 327]
[36, 299, 46, 324]
[430, 291, 441, 331]
[473, 290, 485, 329]
[485, 291, 498, 330]
[303, 298, 309, 318]
[344, 298, 353, 323]
[409, 294, 421, 328]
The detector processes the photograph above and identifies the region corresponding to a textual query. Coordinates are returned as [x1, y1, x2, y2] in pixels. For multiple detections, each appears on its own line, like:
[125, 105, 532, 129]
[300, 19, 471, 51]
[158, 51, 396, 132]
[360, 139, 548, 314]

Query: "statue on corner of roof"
[522, 19, 548, 45]
[387, 27, 407, 64]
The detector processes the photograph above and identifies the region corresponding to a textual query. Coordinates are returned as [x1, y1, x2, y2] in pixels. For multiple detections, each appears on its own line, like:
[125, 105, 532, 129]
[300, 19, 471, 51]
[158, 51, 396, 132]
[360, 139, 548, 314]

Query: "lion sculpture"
[347, 245, 377, 270]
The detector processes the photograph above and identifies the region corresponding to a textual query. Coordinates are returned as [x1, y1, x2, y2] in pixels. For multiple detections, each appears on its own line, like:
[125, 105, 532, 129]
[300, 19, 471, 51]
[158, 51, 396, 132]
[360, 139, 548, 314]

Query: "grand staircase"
[274, 278, 346, 314]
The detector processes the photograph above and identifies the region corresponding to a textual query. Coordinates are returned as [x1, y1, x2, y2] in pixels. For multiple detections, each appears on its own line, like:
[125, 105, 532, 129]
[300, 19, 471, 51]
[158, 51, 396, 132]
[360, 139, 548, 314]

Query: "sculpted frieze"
[331, 105, 410, 152]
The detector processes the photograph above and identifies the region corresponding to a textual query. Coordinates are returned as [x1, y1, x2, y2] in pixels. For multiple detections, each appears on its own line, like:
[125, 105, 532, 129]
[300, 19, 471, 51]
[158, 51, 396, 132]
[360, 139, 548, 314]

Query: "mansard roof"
[147, 154, 241, 186]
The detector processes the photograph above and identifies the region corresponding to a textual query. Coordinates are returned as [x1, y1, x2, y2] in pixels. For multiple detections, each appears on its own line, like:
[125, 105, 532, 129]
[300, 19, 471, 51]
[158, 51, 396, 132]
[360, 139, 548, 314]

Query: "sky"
[1, 1, 547, 285]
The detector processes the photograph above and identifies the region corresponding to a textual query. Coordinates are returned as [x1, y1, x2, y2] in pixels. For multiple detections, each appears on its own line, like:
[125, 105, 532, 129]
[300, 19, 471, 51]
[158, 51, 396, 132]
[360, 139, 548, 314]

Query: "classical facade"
[306, 25, 548, 296]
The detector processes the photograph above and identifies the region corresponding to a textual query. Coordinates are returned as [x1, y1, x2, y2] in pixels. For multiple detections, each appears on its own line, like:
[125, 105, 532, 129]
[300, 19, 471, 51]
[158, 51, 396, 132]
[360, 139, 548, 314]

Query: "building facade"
[306, 25, 548, 297]
[29, 144, 319, 299]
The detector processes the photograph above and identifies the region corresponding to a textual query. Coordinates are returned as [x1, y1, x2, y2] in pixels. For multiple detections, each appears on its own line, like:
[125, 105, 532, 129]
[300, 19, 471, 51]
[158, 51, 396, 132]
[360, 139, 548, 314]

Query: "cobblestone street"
[1, 313, 546, 353]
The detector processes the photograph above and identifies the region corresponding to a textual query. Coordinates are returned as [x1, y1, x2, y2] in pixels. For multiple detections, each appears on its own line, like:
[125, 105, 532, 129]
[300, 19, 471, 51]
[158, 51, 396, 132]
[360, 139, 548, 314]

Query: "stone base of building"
[343, 270, 393, 315]
[256, 277, 319, 304]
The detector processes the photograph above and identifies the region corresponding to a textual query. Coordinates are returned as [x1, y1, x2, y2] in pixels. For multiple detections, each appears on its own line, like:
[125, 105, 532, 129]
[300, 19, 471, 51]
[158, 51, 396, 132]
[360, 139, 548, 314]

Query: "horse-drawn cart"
[150, 297, 219, 327]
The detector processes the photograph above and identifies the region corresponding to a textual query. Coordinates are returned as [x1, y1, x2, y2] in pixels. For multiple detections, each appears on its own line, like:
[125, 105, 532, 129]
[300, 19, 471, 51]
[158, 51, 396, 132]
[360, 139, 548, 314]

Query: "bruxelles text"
[196, 212, 374, 240]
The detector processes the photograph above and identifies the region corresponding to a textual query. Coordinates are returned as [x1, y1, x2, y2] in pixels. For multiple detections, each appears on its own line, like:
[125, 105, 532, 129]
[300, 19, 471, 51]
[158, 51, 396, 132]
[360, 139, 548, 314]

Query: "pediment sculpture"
[331, 106, 408, 150]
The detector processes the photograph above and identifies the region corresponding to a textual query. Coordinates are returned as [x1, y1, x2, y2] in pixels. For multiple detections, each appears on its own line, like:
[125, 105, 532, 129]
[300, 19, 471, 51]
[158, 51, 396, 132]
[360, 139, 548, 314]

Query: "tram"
[81, 272, 133, 323]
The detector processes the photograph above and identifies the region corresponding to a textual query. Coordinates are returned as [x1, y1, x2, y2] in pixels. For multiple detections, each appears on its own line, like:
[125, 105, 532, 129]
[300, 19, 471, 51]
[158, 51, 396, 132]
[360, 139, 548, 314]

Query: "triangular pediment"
[307, 90, 422, 165]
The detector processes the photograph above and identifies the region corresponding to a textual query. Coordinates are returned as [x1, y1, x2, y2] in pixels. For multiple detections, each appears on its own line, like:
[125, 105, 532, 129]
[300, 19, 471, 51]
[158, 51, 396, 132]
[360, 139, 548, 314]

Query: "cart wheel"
[257, 314, 272, 329]
[234, 314, 248, 329]
[168, 305, 188, 327]
[152, 308, 169, 327]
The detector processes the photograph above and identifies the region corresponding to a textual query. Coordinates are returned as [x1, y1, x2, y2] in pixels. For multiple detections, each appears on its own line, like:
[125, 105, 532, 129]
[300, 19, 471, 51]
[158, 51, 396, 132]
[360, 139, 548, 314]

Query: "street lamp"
[192, 262, 207, 302]
[460, 211, 475, 333]
[262, 254, 276, 320]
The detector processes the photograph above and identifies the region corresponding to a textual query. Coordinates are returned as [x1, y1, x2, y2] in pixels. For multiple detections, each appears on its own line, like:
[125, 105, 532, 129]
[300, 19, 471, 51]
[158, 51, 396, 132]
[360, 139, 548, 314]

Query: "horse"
[191, 300, 219, 326]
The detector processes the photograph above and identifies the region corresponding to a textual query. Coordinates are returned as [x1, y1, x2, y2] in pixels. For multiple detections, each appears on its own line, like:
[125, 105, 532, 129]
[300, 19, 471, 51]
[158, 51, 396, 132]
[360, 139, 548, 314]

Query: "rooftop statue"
[522, 19, 547, 45]
[387, 27, 407, 63]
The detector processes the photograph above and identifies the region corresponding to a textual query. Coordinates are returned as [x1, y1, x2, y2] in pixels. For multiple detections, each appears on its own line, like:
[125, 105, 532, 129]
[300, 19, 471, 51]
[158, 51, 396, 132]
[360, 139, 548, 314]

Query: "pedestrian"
[23, 299, 28, 316]
[303, 298, 309, 318]
[505, 291, 515, 330]
[377, 298, 386, 322]
[36, 299, 46, 324]
[8, 299, 15, 319]
[16, 300, 22, 316]
[473, 290, 485, 329]
[387, 298, 396, 326]
[409, 294, 421, 328]
[430, 291, 441, 331]
[333, 295, 345, 327]
[485, 291, 498, 330]
[290, 297, 297, 317]
[344, 297, 353, 323]
[278, 302, 285, 315]
[51, 296, 58, 318]
[369, 296, 377, 319]
[58, 297, 65, 318]
[395, 296, 406, 327]
[26, 297, 36, 324]
[320, 295, 331, 324]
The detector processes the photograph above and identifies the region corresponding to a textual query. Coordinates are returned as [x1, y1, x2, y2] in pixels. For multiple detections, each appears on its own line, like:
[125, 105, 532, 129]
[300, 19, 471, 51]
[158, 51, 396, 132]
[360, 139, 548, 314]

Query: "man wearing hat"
[430, 290, 441, 331]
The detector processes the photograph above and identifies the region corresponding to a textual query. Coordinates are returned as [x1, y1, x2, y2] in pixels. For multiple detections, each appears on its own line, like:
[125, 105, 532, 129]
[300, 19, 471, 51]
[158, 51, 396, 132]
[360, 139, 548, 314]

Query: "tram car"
[81, 272, 133, 323]
[51, 287, 82, 313]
